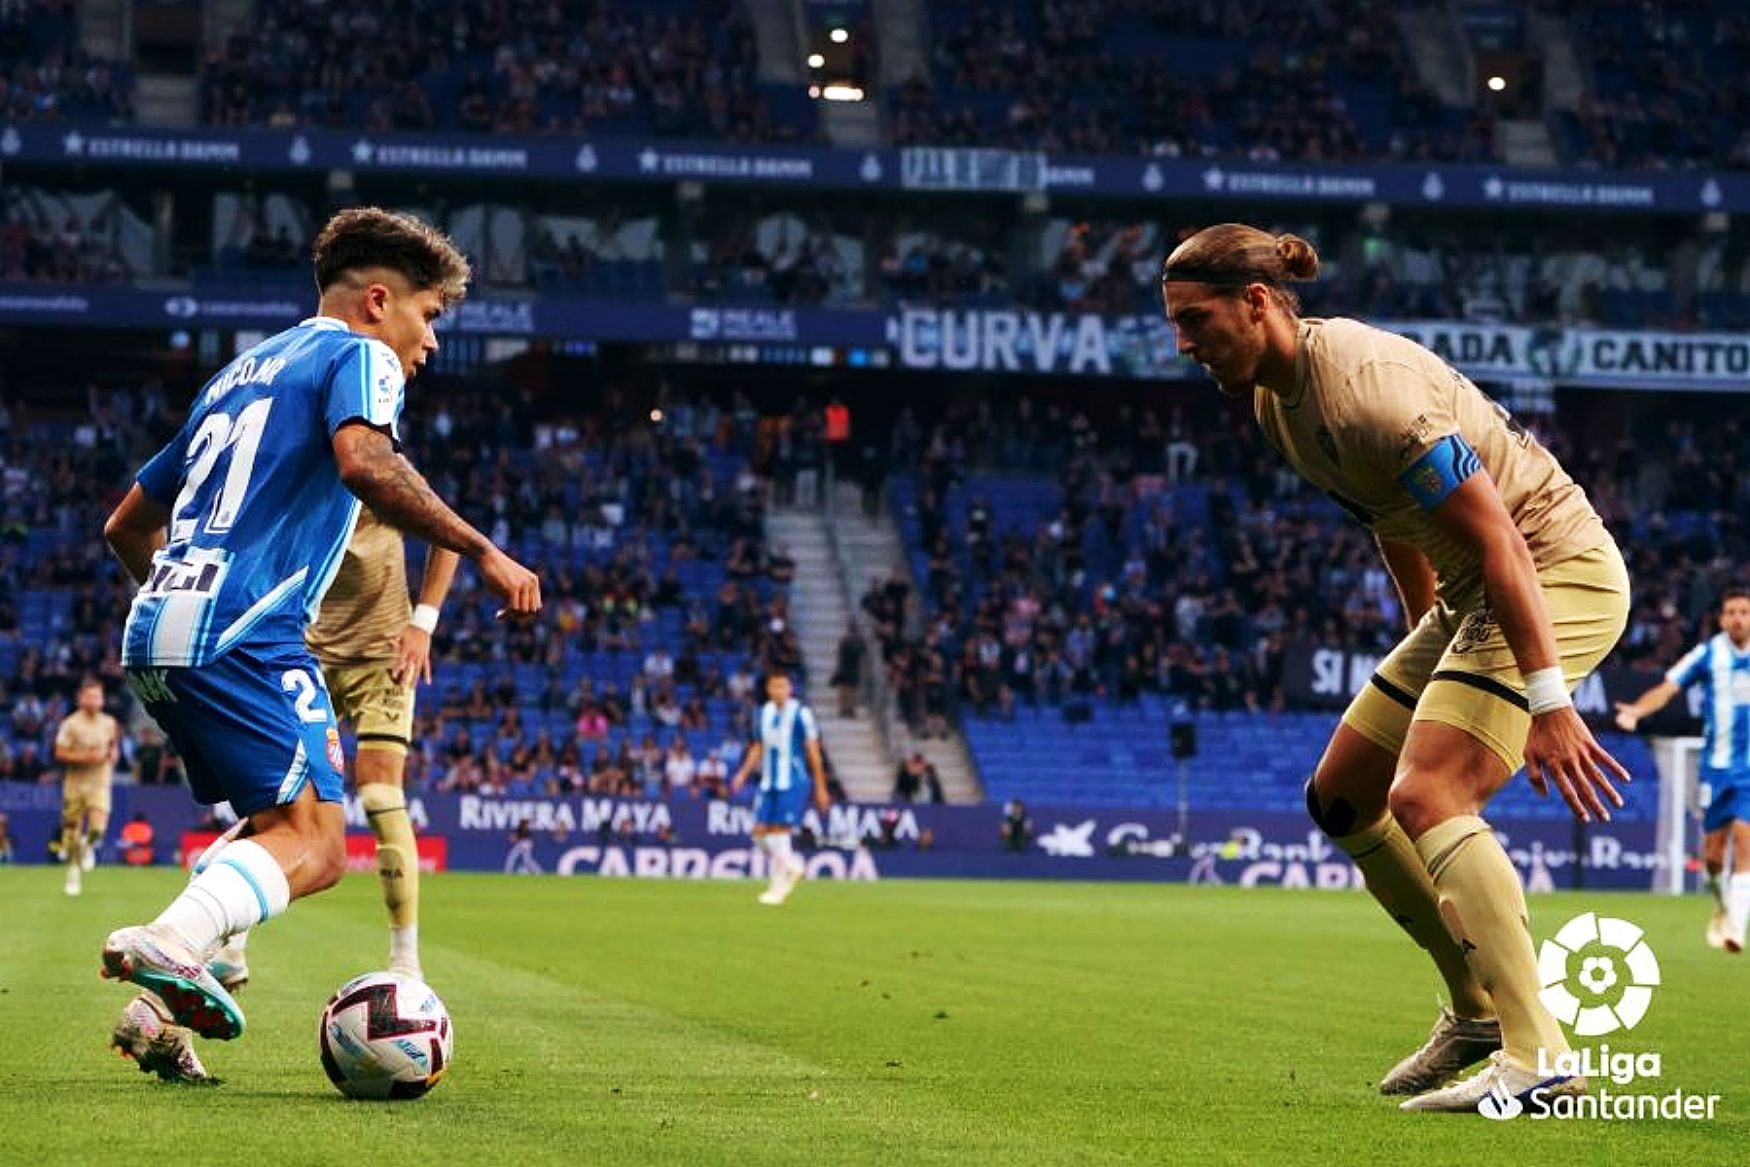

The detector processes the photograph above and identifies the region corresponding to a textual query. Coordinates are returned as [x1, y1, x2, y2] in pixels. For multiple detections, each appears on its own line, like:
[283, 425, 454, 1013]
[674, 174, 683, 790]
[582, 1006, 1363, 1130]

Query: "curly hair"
[312, 207, 470, 307]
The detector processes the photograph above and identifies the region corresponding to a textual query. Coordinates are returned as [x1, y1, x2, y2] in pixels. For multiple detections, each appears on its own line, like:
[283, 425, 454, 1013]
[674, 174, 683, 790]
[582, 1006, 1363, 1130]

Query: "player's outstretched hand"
[479, 547, 541, 620]
[1524, 706, 1631, 824]
[813, 788, 832, 814]
[1611, 702, 1640, 732]
[391, 625, 434, 687]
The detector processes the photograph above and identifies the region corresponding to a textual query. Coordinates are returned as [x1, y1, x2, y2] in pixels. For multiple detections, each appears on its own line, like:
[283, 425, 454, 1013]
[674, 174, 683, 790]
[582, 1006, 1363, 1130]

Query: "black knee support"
[1304, 777, 1358, 838]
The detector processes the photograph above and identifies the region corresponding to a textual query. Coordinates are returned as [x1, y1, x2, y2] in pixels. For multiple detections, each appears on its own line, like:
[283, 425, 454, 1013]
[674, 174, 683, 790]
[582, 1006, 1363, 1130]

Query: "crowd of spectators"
[198, 0, 807, 143]
[0, 204, 132, 284]
[1, 370, 1745, 796]
[892, 0, 1492, 164]
[866, 387, 1749, 735]
[7, 0, 1750, 177]
[0, 0, 132, 125]
[0, 378, 831, 802]
[1558, 0, 1750, 172]
[692, 221, 855, 307]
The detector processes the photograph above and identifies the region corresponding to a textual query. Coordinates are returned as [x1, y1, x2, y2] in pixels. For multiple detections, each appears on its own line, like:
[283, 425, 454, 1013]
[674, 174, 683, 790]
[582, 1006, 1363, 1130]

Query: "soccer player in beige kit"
[308, 509, 458, 979]
[1162, 224, 1632, 1113]
[55, 678, 120, 897]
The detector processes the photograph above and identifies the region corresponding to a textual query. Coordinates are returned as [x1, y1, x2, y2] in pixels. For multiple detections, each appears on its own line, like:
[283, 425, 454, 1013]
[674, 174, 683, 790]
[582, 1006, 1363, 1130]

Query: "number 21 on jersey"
[169, 398, 274, 544]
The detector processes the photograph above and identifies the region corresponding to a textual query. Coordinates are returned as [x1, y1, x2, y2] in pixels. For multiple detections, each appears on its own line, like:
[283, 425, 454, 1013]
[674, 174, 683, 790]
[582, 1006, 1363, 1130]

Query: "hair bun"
[1275, 234, 1320, 281]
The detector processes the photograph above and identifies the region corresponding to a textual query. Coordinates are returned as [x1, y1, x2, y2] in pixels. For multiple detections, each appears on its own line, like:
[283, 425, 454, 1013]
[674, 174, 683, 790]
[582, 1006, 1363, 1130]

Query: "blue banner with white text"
[5, 123, 1750, 213]
[0, 785, 1665, 891]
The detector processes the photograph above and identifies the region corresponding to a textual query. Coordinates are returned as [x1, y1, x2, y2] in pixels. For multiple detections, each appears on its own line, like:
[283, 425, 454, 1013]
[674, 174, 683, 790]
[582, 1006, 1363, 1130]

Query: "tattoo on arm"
[339, 431, 491, 559]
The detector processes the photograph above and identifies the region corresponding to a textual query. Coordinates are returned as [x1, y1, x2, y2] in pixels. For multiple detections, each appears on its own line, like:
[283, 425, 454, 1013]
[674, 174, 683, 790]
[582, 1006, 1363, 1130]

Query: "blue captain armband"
[1399, 433, 1481, 510]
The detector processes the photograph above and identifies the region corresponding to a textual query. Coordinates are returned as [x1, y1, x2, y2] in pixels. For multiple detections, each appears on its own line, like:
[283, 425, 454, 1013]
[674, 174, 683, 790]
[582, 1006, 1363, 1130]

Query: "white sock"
[390, 925, 420, 971]
[153, 839, 290, 955]
[1728, 873, 1750, 944]
[763, 832, 793, 884]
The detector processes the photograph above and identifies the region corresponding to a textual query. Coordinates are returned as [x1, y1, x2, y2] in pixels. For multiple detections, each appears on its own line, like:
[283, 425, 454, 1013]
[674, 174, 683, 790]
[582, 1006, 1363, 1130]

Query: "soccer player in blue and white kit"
[99, 208, 541, 1081]
[730, 672, 831, 905]
[1616, 587, 1750, 952]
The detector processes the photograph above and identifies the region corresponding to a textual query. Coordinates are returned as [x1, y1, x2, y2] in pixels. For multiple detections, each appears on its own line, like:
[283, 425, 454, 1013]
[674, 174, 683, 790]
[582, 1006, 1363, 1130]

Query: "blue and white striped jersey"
[756, 698, 820, 792]
[122, 317, 404, 668]
[1666, 633, 1750, 774]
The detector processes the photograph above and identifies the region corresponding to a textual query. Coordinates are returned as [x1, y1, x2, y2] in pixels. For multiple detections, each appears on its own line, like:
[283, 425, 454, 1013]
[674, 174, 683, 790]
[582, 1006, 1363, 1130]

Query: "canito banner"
[1383, 321, 1750, 392]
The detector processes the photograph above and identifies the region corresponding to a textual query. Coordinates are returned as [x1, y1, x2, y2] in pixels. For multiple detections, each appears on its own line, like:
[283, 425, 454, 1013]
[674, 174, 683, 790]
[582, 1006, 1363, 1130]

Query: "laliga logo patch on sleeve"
[1396, 413, 1435, 460]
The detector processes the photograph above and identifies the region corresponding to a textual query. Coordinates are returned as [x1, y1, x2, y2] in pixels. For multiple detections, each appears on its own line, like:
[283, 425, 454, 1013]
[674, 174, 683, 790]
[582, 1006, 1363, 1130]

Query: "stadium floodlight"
[1486, 75, 1506, 92]
[807, 53, 825, 68]
[821, 84, 865, 102]
[830, 28, 849, 43]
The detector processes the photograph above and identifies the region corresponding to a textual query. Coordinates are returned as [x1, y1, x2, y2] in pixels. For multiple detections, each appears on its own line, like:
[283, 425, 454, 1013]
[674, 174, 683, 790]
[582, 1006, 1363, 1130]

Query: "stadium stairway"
[872, 0, 928, 90]
[766, 502, 893, 802]
[1528, 8, 1587, 114]
[748, 0, 804, 85]
[1394, 4, 1471, 107]
[80, 0, 127, 59]
[821, 100, 882, 149]
[1499, 118, 1557, 167]
[830, 480, 983, 804]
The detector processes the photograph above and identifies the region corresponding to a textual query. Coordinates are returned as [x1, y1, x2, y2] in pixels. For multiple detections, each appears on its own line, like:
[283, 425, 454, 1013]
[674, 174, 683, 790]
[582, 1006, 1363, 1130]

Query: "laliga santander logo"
[1536, 912, 1661, 1037]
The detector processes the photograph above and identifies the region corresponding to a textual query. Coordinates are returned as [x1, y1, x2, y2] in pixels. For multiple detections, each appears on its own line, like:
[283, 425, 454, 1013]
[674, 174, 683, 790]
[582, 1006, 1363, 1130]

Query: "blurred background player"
[1614, 587, 1750, 952]
[730, 672, 831, 905]
[101, 207, 541, 1084]
[54, 678, 119, 896]
[1163, 224, 1630, 1113]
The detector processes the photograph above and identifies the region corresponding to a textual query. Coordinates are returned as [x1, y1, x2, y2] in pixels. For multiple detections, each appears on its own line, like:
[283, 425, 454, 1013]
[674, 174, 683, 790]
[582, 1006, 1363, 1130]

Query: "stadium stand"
[197, 0, 816, 143]
[875, 386, 1746, 815]
[0, 0, 133, 124]
[1555, 0, 1750, 172]
[4, 376, 1731, 816]
[891, 0, 1490, 162]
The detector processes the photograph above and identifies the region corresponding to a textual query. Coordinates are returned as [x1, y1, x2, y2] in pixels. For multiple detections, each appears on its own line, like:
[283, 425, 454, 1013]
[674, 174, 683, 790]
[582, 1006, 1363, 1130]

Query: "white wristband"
[409, 603, 440, 634]
[1524, 666, 1570, 715]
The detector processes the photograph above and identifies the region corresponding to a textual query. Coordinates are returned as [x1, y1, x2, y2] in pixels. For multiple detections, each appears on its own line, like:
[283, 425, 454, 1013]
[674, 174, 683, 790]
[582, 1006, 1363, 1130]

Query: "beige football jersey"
[307, 507, 410, 667]
[1255, 317, 1608, 602]
[56, 711, 117, 782]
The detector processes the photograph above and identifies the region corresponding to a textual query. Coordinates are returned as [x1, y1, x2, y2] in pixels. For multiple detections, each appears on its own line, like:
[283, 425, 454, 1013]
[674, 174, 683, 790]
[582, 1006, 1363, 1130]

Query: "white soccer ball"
[318, 971, 453, 1100]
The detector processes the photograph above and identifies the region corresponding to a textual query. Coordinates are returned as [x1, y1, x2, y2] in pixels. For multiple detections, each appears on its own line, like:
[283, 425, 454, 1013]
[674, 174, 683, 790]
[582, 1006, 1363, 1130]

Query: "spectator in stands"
[893, 752, 944, 804]
[119, 812, 154, 866]
[663, 738, 698, 796]
[831, 620, 867, 717]
[1000, 799, 1031, 852]
[14, 741, 45, 783]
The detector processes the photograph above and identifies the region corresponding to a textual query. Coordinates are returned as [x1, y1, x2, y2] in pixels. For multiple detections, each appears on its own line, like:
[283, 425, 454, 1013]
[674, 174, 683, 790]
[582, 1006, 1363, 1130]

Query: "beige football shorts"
[1342, 543, 1630, 774]
[62, 771, 113, 821]
[323, 662, 414, 756]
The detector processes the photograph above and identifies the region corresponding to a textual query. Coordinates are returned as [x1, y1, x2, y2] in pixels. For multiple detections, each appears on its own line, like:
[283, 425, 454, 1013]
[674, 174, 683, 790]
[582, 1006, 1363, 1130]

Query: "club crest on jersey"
[1451, 608, 1497, 655]
[326, 727, 346, 773]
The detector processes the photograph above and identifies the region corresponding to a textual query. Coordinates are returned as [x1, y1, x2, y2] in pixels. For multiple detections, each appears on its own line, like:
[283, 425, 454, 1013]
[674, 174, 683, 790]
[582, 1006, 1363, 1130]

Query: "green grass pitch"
[1, 868, 1742, 1165]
